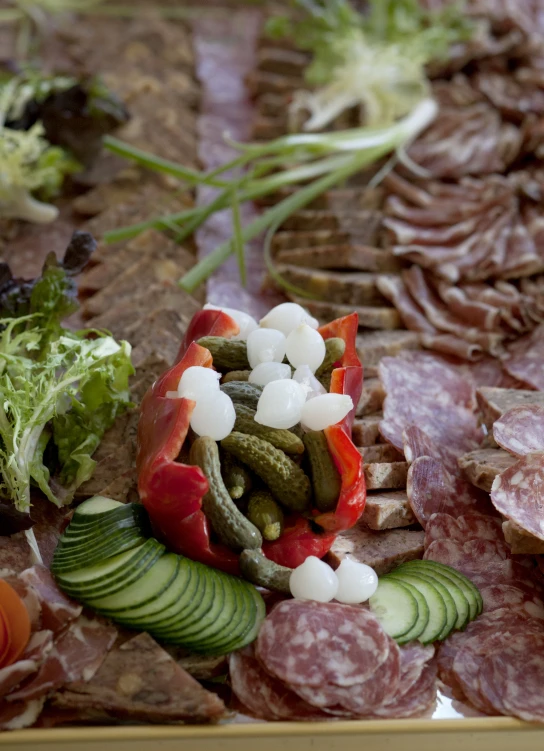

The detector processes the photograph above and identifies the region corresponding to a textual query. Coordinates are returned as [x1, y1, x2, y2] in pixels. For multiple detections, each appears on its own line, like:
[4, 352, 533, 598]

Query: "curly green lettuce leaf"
[0, 322, 133, 511]
[52, 339, 133, 492]
[0, 122, 79, 222]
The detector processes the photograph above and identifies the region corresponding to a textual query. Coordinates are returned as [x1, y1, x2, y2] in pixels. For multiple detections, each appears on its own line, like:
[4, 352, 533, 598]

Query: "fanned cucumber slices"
[52, 496, 265, 655]
[368, 560, 482, 644]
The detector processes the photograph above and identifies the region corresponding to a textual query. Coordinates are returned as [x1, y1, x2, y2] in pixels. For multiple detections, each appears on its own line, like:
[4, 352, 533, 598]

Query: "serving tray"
[3, 717, 544, 751]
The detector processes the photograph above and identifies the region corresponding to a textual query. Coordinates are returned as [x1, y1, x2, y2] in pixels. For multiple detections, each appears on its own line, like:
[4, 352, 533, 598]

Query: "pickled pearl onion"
[190, 390, 235, 441]
[247, 328, 286, 369]
[334, 558, 378, 604]
[285, 324, 326, 372]
[254, 379, 306, 429]
[289, 556, 339, 602]
[259, 302, 319, 336]
[203, 303, 258, 341]
[301, 393, 353, 431]
[249, 362, 292, 386]
[177, 366, 221, 401]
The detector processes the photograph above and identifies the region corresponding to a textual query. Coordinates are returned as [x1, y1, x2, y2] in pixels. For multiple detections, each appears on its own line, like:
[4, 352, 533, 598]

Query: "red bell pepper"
[137, 309, 365, 573]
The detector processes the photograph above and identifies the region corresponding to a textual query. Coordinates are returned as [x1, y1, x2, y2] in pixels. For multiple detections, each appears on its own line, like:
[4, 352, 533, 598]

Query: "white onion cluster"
[167, 365, 235, 441]
[289, 556, 378, 604]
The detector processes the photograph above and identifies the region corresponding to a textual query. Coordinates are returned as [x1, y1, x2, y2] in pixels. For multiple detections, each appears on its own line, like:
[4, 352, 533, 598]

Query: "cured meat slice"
[229, 645, 325, 721]
[407, 457, 493, 528]
[393, 643, 435, 699]
[424, 512, 503, 547]
[493, 405, 544, 456]
[0, 536, 32, 575]
[29, 499, 68, 569]
[0, 698, 45, 730]
[479, 633, 544, 722]
[256, 600, 390, 688]
[424, 538, 511, 574]
[503, 324, 544, 390]
[19, 566, 82, 633]
[477, 387, 544, 431]
[292, 637, 400, 716]
[371, 660, 437, 719]
[480, 584, 544, 619]
[52, 633, 226, 724]
[490, 454, 544, 540]
[403, 425, 459, 473]
[379, 351, 481, 454]
[0, 631, 53, 698]
[8, 615, 117, 701]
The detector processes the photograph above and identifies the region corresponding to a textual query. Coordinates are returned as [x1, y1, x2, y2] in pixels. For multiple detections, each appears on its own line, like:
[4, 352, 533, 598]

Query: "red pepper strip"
[137, 341, 240, 574]
[176, 309, 240, 364]
[137, 310, 365, 574]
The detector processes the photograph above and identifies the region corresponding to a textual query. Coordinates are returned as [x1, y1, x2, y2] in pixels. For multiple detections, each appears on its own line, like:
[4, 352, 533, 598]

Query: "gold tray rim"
[1, 716, 539, 744]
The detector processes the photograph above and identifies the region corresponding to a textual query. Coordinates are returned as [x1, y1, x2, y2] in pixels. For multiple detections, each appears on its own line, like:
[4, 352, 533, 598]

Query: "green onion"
[230, 188, 246, 287]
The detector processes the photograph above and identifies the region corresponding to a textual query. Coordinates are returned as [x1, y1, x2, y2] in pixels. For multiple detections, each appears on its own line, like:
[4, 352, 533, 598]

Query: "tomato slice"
[0, 606, 11, 668]
[0, 580, 31, 667]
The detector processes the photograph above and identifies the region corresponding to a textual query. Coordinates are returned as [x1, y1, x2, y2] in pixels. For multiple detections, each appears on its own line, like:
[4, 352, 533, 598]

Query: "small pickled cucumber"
[189, 437, 262, 551]
[197, 336, 249, 371]
[221, 381, 263, 410]
[234, 403, 304, 455]
[247, 490, 284, 542]
[315, 337, 346, 378]
[303, 430, 341, 512]
[239, 549, 292, 594]
[221, 451, 253, 500]
[222, 370, 251, 383]
[221, 432, 311, 512]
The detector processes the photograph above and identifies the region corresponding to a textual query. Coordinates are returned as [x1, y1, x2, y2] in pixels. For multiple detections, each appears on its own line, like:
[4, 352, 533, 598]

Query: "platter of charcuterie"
[1, 0, 544, 748]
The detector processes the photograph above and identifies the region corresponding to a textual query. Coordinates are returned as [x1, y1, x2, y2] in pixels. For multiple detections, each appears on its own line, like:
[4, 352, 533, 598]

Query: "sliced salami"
[480, 584, 544, 619]
[424, 538, 511, 575]
[19, 566, 82, 634]
[256, 600, 390, 688]
[292, 638, 401, 717]
[493, 405, 544, 456]
[402, 425, 458, 472]
[457, 514, 504, 542]
[408, 457, 493, 528]
[379, 351, 481, 454]
[490, 454, 544, 540]
[371, 660, 438, 719]
[479, 632, 544, 722]
[503, 323, 544, 391]
[229, 646, 327, 721]
[424, 514, 462, 547]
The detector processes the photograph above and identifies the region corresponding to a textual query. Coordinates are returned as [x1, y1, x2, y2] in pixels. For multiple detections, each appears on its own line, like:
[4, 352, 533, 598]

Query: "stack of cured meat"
[0, 567, 226, 730]
[249, 0, 544, 365]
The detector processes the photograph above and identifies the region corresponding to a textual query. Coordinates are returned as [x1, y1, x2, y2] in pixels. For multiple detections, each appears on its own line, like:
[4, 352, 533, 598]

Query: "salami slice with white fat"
[408, 457, 493, 528]
[396, 643, 435, 693]
[371, 660, 438, 719]
[424, 538, 511, 575]
[403, 425, 459, 472]
[480, 584, 544, 619]
[424, 512, 503, 548]
[478, 632, 544, 722]
[229, 646, 327, 721]
[493, 405, 544, 457]
[292, 637, 401, 716]
[379, 352, 481, 454]
[256, 600, 390, 688]
[491, 454, 544, 540]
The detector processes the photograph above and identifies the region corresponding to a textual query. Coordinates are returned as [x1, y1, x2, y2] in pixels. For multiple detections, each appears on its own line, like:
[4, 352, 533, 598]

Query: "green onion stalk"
[103, 98, 438, 294]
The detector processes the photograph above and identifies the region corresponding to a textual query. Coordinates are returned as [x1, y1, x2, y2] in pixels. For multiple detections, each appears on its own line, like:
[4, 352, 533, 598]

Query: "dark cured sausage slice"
[490, 453, 544, 540]
[479, 633, 544, 722]
[424, 513, 503, 547]
[493, 405, 544, 456]
[480, 584, 544, 619]
[229, 645, 327, 721]
[408, 457, 493, 528]
[291, 637, 400, 716]
[256, 600, 390, 688]
[371, 660, 438, 719]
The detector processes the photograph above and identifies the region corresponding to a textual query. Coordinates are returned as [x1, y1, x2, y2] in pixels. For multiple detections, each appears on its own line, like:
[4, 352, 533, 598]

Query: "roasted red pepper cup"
[137, 309, 365, 575]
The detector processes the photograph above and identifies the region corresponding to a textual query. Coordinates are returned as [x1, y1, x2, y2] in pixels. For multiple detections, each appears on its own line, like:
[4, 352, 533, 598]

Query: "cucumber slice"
[389, 579, 430, 644]
[54, 540, 165, 599]
[153, 570, 217, 639]
[206, 581, 265, 656]
[87, 553, 179, 613]
[74, 496, 124, 515]
[396, 562, 470, 630]
[388, 570, 455, 642]
[401, 560, 482, 620]
[52, 530, 147, 572]
[368, 578, 420, 639]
